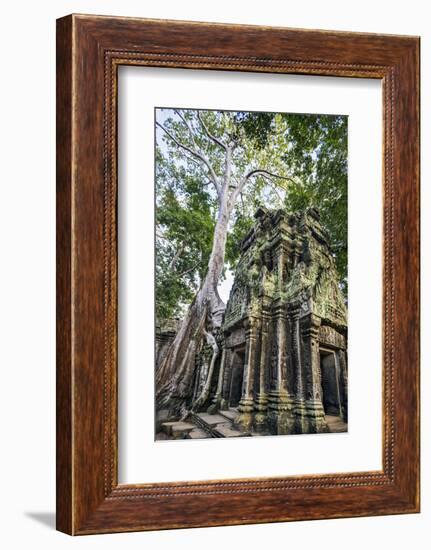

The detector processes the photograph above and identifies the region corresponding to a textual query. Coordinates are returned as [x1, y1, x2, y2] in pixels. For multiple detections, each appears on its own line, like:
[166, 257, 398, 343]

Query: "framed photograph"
[56, 14, 420, 534]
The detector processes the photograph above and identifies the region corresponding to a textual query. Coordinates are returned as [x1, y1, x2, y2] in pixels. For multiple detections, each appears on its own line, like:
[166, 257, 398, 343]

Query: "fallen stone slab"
[160, 421, 178, 437]
[161, 421, 195, 438]
[171, 422, 196, 439]
[155, 409, 170, 432]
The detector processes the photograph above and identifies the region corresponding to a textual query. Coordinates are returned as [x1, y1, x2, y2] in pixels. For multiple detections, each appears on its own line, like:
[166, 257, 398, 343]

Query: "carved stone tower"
[209, 206, 348, 435]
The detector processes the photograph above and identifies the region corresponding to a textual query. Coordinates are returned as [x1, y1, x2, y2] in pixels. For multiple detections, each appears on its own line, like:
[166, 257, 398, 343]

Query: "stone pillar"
[275, 242, 287, 292]
[290, 305, 308, 433]
[191, 353, 203, 402]
[219, 348, 233, 410]
[339, 349, 348, 422]
[253, 304, 270, 433]
[267, 299, 294, 435]
[333, 352, 344, 418]
[292, 238, 302, 268]
[207, 347, 226, 414]
[302, 314, 328, 433]
[235, 317, 258, 432]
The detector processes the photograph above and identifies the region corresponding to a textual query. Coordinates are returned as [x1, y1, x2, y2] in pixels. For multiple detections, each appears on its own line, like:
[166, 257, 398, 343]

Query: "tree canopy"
[155, 109, 347, 324]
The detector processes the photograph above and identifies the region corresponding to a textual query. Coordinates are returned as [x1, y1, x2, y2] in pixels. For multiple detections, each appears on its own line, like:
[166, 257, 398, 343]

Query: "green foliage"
[238, 112, 348, 291]
[233, 111, 274, 149]
[155, 146, 215, 321]
[284, 114, 347, 290]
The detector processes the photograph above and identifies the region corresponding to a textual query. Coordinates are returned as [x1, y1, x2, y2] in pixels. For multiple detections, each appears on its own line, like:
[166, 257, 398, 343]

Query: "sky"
[218, 268, 234, 304]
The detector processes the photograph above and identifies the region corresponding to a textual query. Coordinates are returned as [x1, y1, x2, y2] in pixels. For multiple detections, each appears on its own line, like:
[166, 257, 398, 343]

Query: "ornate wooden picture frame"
[56, 14, 420, 535]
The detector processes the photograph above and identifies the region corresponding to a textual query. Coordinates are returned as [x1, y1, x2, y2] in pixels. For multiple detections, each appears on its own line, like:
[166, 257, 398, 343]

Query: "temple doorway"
[319, 349, 342, 417]
[229, 349, 245, 407]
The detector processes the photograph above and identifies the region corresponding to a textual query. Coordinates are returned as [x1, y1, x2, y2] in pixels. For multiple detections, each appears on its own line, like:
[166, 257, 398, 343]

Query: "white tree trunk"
[156, 197, 231, 414]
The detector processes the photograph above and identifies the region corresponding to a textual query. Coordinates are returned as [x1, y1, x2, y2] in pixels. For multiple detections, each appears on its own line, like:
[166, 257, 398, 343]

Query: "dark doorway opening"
[320, 350, 342, 417]
[229, 349, 245, 407]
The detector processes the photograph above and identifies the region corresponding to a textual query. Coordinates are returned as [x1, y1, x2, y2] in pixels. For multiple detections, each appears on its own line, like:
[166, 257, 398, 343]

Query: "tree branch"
[156, 231, 170, 242]
[230, 168, 294, 207]
[174, 109, 199, 146]
[156, 121, 221, 197]
[168, 243, 185, 271]
[177, 261, 202, 278]
[243, 169, 295, 183]
[197, 111, 227, 151]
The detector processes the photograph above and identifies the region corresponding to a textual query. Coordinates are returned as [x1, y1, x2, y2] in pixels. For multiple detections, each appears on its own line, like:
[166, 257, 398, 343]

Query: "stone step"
[325, 415, 348, 433]
[193, 411, 249, 438]
[161, 421, 195, 439]
[213, 423, 249, 438]
[185, 428, 209, 440]
[218, 409, 238, 422]
[195, 413, 229, 427]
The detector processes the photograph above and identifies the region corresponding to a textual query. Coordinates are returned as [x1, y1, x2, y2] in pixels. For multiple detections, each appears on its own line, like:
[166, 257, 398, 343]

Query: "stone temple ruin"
[156, 207, 348, 440]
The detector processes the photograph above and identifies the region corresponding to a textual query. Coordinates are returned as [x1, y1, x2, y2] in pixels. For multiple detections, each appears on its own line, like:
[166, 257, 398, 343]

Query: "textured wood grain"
[56, 15, 73, 535]
[56, 14, 420, 535]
